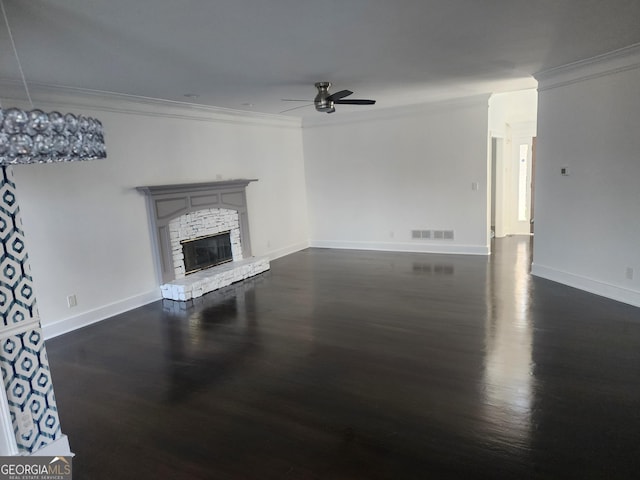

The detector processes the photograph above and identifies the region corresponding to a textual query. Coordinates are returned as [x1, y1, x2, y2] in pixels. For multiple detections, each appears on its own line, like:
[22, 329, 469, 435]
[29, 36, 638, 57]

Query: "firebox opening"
[182, 232, 233, 275]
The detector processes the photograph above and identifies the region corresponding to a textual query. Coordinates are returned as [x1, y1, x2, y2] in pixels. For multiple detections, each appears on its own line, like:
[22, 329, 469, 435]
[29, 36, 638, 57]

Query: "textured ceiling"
[1, 0, 639, 117]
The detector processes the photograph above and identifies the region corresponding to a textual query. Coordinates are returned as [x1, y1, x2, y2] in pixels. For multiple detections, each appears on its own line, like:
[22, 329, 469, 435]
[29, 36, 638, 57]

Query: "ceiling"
[1, 0, 639, 118]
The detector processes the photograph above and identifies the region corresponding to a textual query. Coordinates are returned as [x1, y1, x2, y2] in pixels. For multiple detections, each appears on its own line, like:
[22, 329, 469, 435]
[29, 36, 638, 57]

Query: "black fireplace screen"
[182, 232, 233, 274]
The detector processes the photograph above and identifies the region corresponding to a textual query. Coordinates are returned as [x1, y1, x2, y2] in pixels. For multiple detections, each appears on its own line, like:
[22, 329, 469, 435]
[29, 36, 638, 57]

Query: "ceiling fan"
[281, 82, 376, 114]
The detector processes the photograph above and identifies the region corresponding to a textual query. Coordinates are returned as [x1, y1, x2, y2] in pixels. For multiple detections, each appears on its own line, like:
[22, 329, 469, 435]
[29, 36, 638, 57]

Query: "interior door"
[510, 136, 534, 235]
[530, 137, 536, 234]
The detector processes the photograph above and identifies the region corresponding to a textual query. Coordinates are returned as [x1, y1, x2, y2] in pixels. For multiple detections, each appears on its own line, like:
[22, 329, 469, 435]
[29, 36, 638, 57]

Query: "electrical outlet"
[17, 410, 34, 438]
[67, 294, 77, 308]
[626, 267, 634, 280]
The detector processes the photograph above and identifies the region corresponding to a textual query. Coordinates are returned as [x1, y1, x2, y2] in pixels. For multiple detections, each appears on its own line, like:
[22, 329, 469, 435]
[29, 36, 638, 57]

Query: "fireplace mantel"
[136, 179, 258, 197]
[136, 179, 258, 284]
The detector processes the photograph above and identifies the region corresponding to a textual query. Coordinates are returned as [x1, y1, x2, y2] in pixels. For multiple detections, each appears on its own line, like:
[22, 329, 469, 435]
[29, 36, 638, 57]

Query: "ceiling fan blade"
[326, 90, 353, 102]
[334, 99, 376, 105]
[279, 103, 314, 114]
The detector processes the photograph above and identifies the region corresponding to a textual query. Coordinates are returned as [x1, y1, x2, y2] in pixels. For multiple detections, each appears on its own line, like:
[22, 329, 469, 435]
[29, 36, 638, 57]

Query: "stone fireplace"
[137, 180, 270, 301]
[169, 208, 241, 278]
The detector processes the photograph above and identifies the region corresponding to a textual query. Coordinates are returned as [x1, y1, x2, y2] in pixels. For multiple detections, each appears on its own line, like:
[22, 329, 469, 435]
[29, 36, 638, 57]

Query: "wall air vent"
[412, 230, 432, 240]
[412, 229, 454, 240]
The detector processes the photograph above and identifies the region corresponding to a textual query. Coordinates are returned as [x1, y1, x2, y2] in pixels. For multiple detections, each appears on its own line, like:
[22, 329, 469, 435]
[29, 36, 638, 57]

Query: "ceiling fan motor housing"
[314, 82, 334, 112]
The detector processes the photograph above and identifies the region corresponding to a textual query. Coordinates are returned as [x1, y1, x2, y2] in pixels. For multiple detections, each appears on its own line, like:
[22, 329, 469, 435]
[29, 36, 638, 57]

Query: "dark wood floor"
[46, 236, 640, 479]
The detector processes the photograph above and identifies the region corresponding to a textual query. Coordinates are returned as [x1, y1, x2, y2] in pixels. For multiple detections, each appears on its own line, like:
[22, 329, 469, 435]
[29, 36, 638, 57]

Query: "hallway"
[46, 237, 640, 479]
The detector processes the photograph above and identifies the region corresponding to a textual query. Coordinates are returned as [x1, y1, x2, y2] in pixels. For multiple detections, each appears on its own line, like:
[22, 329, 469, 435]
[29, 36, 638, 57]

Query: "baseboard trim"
[39, 243, 308, 340]
[41, 290, 162, 340]
[531, 263, 640, 308]
[40, 239, 487, 340]
[266, 241, 310, 261]
[309, 240, 489, 255]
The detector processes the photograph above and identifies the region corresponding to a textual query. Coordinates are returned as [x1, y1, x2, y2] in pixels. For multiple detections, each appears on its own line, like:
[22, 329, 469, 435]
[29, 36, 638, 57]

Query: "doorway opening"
[488, 90, 538, 243]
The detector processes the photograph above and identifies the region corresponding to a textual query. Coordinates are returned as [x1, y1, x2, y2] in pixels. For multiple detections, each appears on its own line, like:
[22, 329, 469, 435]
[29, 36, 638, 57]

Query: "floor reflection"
[483, 236, 534, 449]
[412, 262, 455, 275]
[162, 280, 260, 403]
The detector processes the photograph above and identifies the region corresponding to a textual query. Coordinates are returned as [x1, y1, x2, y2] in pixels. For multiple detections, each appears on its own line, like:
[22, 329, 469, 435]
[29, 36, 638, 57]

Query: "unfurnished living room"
[0, 1, 639, 479]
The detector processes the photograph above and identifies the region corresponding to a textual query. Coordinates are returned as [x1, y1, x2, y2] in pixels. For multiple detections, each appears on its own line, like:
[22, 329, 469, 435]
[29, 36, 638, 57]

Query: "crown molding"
[0, 79, 302, 129]
[535, 43, 640, 92]
[302, 93, 491, 129]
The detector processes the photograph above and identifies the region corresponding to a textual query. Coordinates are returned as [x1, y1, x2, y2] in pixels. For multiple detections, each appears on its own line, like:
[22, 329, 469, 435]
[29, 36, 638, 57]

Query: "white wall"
[303, 96, 490, 255]
[10, 93, 309, 336]
[532, 46, 640, 307]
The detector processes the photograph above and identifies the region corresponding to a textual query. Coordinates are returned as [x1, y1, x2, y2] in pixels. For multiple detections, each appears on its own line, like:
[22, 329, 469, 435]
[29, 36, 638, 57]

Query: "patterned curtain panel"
[0, 167, 62, 453]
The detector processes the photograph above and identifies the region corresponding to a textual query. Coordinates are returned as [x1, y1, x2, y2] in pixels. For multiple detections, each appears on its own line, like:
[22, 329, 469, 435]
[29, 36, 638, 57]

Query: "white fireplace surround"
[169, 208, 242, 279]
[136, 180, 270, 301]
